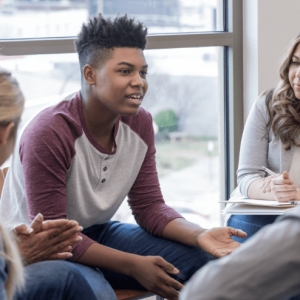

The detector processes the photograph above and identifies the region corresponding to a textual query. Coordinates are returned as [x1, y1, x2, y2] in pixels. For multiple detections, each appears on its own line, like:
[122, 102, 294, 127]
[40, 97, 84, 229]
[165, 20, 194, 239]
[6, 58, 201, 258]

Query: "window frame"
[0, 0, 243, 212]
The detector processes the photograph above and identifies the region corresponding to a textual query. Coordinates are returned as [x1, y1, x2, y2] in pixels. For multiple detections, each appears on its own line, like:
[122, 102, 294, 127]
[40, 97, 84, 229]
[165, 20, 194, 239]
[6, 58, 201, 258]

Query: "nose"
[131, 72, 144, 87]
[296, 68, 300, 78]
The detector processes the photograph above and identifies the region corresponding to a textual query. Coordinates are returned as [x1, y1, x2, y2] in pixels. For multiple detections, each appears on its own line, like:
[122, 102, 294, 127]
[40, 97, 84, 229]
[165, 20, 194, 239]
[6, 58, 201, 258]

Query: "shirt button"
[102, 179, 106, 183]
[104, 157, 108, 160]
[103, 167, 107, 171]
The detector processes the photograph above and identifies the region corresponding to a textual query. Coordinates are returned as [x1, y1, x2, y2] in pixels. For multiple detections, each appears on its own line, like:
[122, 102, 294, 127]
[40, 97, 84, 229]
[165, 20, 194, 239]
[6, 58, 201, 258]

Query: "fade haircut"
[75, 14, 148, 75]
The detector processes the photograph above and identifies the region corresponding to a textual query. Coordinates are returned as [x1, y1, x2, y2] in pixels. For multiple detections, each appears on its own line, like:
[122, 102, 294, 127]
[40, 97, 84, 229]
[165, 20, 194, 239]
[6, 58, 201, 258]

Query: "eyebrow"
[292, 55, 300, 60]
[117, 62, 148, 68]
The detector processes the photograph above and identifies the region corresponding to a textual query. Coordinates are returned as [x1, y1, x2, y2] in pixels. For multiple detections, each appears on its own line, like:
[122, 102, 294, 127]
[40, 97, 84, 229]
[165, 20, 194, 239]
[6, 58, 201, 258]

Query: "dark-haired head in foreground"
[75, 14, 148, 75]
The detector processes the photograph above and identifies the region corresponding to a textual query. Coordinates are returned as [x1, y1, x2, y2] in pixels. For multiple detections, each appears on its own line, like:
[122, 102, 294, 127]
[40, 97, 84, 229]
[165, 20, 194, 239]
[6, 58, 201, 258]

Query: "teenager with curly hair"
[227, 33, 300, 242]
[0, 14, 246, 299]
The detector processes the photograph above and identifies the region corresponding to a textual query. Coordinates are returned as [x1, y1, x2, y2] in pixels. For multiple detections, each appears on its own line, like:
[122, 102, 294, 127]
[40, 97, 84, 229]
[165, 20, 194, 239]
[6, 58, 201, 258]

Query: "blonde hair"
[0, 223, 24, 300]
[266, 33, 300, 150]
[0, 68, 25, 299]
[0, 68, 24, 129]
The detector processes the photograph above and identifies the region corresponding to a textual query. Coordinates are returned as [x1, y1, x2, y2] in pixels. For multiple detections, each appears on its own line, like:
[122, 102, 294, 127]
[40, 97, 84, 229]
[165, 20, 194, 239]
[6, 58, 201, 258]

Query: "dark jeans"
[71, 221, 215, 299]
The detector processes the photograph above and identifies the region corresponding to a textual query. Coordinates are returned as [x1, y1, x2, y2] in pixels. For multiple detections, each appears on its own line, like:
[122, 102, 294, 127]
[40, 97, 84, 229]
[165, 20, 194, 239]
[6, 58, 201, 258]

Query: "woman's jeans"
[227, 214, 279, 242]
[15, 221, 215, 300]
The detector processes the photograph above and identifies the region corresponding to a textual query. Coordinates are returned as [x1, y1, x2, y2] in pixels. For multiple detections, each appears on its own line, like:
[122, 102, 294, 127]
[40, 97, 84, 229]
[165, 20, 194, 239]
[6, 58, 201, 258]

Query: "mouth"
[126, 93, 143, 103]
[294, 83, 300, 89]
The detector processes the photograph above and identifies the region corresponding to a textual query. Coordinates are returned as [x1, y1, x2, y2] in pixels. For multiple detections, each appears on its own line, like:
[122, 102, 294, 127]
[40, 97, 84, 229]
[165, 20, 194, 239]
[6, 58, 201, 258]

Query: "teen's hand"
[13, 213, 83, 265]
[261, 171, 297, 202]
[197, 227, 247, 258]
[130, 256, 183, 300]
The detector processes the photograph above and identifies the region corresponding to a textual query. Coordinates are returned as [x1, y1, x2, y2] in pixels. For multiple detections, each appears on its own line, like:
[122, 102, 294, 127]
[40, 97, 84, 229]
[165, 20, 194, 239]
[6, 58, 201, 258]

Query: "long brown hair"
[266, 34, 300, 150]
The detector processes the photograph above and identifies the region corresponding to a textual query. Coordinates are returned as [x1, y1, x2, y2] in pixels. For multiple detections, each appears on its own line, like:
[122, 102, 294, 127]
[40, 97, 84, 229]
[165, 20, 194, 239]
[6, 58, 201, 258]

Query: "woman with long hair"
[0, 68, 99, 300]
[227, 33, 300, 242]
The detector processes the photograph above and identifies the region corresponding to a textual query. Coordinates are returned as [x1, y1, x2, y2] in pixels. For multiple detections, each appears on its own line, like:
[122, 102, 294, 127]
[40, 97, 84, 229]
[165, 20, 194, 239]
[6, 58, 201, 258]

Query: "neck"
[81, 89, 118, 151]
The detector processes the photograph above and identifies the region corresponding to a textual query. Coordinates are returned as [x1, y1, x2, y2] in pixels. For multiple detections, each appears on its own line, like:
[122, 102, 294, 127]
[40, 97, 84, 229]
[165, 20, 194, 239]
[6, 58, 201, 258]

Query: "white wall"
[243, 0, 300, 119]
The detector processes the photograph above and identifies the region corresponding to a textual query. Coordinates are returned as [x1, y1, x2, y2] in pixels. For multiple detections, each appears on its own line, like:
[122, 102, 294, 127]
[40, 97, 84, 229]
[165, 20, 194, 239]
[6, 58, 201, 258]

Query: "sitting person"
[180, 33, 300, 300]
[0, 68, 99, 300]
[0, 14, 246, 299]
[180, 204, 300, 300]
[227, 33, 300, 242]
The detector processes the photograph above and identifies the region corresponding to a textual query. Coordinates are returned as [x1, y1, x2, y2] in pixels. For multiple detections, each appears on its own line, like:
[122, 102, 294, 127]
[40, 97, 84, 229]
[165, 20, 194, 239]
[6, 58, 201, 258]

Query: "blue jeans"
[14, 261, 99, 300]
[68, 221, 215, 299]
[227, 215, 279, 243]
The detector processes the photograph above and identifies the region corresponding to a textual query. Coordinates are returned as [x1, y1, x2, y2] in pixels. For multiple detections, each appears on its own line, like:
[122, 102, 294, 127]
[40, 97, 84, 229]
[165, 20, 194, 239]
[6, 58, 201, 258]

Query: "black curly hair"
[75, 14, 148, 74]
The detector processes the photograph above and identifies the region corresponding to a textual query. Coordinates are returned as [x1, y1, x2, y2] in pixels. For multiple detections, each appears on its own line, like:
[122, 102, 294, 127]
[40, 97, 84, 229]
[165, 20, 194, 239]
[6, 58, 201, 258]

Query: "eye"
[120, 69, 130, 74]
[291, 60, 300, 66]
[140, 70, 148, 77]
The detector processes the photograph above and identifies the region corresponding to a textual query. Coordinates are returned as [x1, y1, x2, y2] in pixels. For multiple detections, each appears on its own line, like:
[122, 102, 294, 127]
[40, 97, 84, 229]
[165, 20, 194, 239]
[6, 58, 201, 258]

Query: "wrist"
[125, 254, 144, 278]
[194, 228, 207, 247]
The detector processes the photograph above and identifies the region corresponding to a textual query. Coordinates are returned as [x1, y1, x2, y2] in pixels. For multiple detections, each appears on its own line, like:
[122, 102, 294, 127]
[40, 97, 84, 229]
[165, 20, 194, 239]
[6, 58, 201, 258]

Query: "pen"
[262, 166, 298, 205]
[262, 166, 278, 177]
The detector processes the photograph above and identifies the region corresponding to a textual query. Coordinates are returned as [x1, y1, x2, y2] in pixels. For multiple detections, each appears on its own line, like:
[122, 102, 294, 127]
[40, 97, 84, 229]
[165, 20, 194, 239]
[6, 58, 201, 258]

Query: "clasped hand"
[13, 213, 83, 265]
[261, 171, 298, 202]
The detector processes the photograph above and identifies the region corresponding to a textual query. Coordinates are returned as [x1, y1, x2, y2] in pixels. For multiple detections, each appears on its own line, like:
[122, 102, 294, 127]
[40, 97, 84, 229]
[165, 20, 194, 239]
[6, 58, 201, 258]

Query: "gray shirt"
[237, 95, 295, 197]
[179, 205, 300, 300]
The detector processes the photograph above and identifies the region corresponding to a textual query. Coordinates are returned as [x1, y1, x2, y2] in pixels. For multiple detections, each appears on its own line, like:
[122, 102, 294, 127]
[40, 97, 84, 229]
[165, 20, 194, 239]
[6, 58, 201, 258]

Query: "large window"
[0, 0, 223, 39]
[0, 0, 243, 228]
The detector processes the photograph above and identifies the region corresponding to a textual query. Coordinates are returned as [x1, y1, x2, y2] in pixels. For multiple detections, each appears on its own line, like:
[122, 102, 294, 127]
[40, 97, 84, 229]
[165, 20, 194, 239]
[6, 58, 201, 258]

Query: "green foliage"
[154, 109, 178, 132]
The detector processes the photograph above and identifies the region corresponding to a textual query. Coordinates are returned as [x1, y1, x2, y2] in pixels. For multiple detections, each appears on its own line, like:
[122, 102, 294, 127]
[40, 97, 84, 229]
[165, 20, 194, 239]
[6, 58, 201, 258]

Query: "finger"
[214, 249, 232, 258]
[164, 275, 184, 291]
[159, 284, 180, 300]
[54, 235, 83, 250]
[272, 184, 298, 192]
[273, 178, 294, 185]
[230, 228, 247, 238]
[45, 223, 82, 240]
[282, 171, 290, 180]
[50, 229, 83, 248]
[30, 213, 44, 232]
[49, 252, 73, 260]
[58, 245, 72, 252]
[13, 224, 33, 235]
[262, 178, 273, 192]
[155, 257, 179, 275]
[42, 219, 78, 231]
[152, 282, 179, 300]
[276, 194, 297, 202]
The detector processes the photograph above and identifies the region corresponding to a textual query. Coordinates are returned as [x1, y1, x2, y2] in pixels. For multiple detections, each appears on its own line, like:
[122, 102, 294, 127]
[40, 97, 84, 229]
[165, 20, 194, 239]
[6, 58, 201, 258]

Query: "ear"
[83, 65, 97, 86]
[0, 122, 15, 147]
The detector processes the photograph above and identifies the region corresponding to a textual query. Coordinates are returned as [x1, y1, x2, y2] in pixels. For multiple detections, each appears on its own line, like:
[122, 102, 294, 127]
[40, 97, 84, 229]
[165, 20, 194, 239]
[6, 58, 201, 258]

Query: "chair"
[0, 168, 164, 300]
[114, 289, 164, 300]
